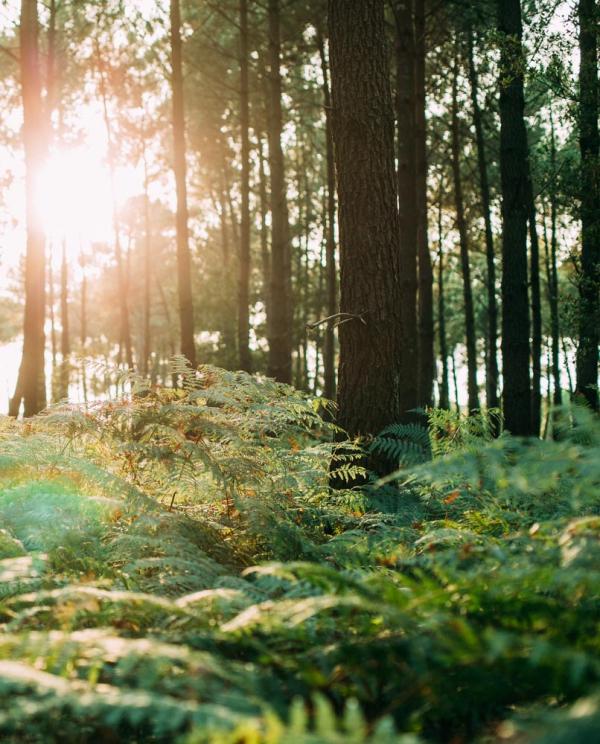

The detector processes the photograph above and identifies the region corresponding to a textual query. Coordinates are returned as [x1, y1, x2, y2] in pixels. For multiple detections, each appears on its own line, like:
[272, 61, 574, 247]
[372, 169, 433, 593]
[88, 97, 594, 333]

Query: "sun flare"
[36, 143, 142, 255]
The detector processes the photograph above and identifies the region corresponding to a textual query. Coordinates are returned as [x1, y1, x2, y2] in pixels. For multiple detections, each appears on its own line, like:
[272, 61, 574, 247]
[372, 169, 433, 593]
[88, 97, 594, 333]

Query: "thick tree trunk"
[10, 0, 47, 418]
[317, 28, 338, 402]
[451, 56, 479, 413]
[467, 27, 499, 412]
[328, 0, 411, 440]
[170, 0, 196, 368]
[576, 0, 599, 410]
[498, 0, 532, 435]
[414, 0, 434, 408]
[393, 0, 419, 415]
[266, 0, 292, 383]
[238, 0, 251, 372]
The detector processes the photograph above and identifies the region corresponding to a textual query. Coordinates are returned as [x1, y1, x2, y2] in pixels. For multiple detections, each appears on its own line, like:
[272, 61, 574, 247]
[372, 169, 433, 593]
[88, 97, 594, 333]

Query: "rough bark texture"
[238, 0, 252, 372]
[468, 27, 499, 413]
[10, 0, 47, 418]
[266, 0, 292, 383]
[393, 0, 419, 415]
[451, 56, 479, 413]
[328, 0, 410, 438]
[414, 0, 434, 408]
[498, 0, 532, 435]
[576, 0, 599, 410]
[317, 28, 337, 402]
[170, 0, 196, 368]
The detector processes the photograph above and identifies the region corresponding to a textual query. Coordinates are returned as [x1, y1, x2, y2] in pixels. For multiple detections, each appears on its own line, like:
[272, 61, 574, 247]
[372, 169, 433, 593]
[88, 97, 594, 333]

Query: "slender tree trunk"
[467, 27, 499, 412]
[527, 181, 542, 435]
[238, 0, 252, 372]
[498, 0, 532, 435]
[437, 179, 450, 410]
[393, 0, 419, 415]
[451, 55, 479, 412]
[10, 0, 47, 418]
[266, 0, 292, 383]
[80, 247, 88, 406]
[170, 0, 196, 368]
[258, 135, 271, 341]
[576, 0, 599, 409]
[317, 28, 337, 402]
[96, 40, 133, 371]
[141, 146, 152, 378]
[59, 240, 70, 400]
[414, 0, 434, 408]
[328, 0, 411, 441]
[548, 114, 562, 406]
[48, 253, 57, 400]
[451, 350, 461, 414]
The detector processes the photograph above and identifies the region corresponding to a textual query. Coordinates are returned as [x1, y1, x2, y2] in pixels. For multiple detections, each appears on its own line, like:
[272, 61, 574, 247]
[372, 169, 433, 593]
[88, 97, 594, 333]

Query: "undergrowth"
[0, 361, 599, 743]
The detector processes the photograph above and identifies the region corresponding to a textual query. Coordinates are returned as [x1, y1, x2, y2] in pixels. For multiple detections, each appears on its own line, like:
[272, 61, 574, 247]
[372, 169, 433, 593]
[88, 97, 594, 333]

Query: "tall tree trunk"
[437, 178, 450, 410]
[48, 253, 57, 400]
[527, 181, 542, 435]
[414, 0, 434, 408]
[258, 135, 271, 340]
[548, 113, 562, 406]
[59, 241, 70, 400]
[80, 247, 88, 406]
[96, 39, 133, 371]
[498, 0, 532, 435]
[317, 28, 337, 402]
[266, 0, 292, 383]
[575, 0, 599, 410]
[393, 0, 419, 415]
[141, 146, 152, 378]
[10, 0, 47, 418]
[451, 55, 479, 413]
[170, 0, 196, 368]
[238, 0, 252, 372]
[467, 27, 499, 412]
[328, 0, 410, 441]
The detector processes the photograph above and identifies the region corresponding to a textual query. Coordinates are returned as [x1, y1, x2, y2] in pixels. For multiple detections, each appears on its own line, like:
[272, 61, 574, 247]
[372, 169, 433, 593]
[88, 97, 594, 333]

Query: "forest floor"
[0, 365, 599, 743]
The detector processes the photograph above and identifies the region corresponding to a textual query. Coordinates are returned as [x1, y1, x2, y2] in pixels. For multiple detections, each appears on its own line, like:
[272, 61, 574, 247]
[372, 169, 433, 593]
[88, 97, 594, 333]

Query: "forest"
[0, 0, 599, 741]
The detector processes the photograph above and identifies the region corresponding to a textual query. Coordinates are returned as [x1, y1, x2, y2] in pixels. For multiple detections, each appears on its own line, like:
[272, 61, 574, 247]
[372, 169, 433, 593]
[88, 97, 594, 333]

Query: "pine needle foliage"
[0, 369, 599, 742]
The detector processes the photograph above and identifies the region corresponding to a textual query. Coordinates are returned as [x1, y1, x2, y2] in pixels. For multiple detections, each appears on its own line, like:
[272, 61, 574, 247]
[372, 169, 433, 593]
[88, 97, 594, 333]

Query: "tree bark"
[238, 0, 252, 372]
[467, 27, 499, 412]
[266, 0, 292, 383]
[575, 0, 599, 410]
[393, 0, 419, 415]
[451, 54, 479, 413]
[317, 28, 338, 402]
[328, 0, 411, 440]
[437, 178, 450, 410]
[498, 0, 532, 435]
[10, 0, 47, 418]
[414, 0, 434, 408]
[59, 241, 70, 400]
[170, 0, 196, 368]
[527, 180, 542, 435]
[548, 112, 562, 407]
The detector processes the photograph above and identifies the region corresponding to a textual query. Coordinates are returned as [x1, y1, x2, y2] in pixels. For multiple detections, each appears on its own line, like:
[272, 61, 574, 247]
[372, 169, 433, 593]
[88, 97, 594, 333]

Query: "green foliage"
[0, 371, 599, 742]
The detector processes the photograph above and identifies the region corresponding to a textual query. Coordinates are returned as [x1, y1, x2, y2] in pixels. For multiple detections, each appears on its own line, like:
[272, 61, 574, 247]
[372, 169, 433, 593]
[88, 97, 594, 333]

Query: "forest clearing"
[0, 0, 599, 742]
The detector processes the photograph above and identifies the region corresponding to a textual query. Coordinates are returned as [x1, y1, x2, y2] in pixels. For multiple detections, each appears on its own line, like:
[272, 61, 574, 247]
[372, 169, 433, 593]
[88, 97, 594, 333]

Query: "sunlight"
[36, 145, 142, 254]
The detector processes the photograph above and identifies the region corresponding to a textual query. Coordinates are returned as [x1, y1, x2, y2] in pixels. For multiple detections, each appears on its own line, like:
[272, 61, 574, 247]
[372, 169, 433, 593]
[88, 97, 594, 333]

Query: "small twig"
[306, 312, 368, 330]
